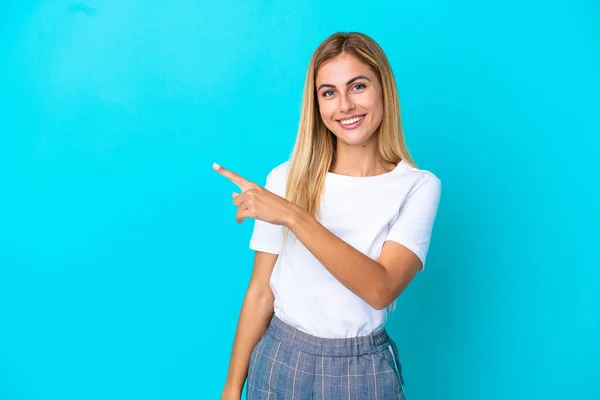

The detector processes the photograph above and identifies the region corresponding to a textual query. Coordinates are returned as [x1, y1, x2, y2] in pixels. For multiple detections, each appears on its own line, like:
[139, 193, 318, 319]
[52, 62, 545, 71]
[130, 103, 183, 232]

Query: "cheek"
[318, 101, 336, 123]
[366, 96, 383, 122]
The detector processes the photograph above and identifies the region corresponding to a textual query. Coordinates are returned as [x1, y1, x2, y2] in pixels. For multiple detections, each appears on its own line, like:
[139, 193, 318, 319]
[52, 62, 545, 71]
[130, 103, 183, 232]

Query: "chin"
[333, 128, 375, 147]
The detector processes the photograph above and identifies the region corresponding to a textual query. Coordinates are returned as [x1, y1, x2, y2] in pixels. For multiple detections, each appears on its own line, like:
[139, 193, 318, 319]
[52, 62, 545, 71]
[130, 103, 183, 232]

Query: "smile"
[336, 114, 366, 130]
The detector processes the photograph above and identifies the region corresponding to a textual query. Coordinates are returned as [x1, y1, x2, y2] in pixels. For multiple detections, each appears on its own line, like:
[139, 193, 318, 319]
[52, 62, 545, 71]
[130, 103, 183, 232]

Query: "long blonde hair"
[283, 32, 415, 240]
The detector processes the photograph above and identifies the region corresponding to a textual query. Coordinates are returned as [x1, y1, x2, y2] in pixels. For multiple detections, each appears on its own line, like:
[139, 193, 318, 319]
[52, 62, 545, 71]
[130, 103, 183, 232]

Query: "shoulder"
[398, 161, 441, 197]
[266, 160, 290, 181]
[263, 161, 290, 195]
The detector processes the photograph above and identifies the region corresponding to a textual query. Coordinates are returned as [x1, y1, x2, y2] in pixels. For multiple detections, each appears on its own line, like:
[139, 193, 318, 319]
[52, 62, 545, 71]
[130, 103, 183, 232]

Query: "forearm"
[223, 285, 274, 394]
[286, 205, 390, 309]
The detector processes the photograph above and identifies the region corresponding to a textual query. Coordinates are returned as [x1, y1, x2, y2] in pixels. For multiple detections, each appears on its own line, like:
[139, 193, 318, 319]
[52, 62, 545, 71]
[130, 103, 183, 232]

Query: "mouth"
[336, 114, 366, 130]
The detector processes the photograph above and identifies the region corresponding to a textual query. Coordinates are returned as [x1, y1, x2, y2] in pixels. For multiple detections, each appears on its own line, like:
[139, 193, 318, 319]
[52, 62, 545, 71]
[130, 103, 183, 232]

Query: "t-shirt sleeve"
[248, 169, 284, 255]
[385, 174, 441, 270]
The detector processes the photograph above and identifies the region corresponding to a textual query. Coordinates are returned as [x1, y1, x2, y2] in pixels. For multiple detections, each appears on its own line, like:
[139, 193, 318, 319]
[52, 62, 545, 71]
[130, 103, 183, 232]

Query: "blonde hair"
[283, 32, 415, 240]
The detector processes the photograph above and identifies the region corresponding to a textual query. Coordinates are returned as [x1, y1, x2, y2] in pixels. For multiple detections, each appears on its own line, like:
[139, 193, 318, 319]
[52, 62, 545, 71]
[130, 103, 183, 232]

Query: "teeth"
[340, 116, 364, 125]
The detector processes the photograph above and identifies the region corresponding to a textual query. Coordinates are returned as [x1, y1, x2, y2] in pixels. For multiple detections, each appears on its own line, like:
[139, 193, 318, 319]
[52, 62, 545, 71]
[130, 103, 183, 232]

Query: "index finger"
[213, 163, 254, 191]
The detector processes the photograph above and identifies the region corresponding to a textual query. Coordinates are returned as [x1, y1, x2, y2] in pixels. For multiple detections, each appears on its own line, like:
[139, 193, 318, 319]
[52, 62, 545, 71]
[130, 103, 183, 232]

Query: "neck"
[330, 138, 396, 177]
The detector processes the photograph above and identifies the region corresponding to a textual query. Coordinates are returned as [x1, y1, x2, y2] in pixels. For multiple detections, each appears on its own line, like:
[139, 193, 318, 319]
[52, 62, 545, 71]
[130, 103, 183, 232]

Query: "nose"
[339, 93, 356, 113]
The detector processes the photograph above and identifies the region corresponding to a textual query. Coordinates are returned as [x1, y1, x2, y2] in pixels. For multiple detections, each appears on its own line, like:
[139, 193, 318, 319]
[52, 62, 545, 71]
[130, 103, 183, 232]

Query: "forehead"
[316, 54, 375, 85]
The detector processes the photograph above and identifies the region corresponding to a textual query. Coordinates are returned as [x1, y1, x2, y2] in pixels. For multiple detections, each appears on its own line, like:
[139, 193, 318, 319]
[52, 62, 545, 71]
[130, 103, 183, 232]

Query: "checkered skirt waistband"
[264, 315, 404, 388]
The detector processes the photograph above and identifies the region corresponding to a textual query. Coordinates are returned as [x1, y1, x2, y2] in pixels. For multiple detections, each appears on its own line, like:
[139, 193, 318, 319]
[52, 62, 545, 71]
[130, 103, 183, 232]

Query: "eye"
[352, 84, 366, 91]
[322, 90, 336, 98]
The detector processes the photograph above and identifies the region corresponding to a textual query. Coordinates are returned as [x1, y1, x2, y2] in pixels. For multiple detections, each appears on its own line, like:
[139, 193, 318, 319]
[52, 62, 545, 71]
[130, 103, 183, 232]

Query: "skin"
[316, 53, 397, 175]
[218, 54, 421, 399]
[213, 161, 421, 310]
[215, 53, 422, 307]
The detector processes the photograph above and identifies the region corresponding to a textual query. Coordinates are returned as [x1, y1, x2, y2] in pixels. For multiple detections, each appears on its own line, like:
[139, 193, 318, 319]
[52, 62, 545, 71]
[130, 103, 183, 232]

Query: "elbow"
[370, 299, 392, 311]
[247, 282, 275, 305]
[368, 289, 394, 311]
[368, 277, 406, 310]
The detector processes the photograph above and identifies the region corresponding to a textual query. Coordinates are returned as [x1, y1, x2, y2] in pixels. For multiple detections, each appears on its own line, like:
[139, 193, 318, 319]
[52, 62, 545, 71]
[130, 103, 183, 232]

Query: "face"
[315, 53, 384, 147]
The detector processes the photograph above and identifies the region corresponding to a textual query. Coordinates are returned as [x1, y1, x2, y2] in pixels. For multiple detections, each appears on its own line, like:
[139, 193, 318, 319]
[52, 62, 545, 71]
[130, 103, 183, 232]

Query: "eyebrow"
[317, 75, 372, 91]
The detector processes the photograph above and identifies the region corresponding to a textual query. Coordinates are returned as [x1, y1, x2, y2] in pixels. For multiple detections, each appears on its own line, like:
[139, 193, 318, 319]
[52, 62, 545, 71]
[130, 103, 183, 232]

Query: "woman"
[217, 31, 441, 400]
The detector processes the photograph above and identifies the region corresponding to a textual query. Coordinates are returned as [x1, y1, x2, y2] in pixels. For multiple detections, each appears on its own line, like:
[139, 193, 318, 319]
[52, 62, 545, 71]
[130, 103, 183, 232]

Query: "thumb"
[232, 192, 240, 198]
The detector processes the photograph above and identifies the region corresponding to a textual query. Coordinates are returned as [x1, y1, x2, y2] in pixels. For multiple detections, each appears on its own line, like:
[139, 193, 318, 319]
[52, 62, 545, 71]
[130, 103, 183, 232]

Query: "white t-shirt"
[249, 159, 441, 338]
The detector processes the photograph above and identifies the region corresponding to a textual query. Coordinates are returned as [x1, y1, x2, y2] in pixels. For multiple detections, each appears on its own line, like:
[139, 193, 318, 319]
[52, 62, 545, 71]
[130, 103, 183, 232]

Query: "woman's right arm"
[221, 251, 278, 400]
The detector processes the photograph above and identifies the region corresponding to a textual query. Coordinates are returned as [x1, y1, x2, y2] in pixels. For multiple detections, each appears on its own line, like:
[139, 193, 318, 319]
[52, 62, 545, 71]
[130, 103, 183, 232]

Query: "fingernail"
[212, 162, 220, 170]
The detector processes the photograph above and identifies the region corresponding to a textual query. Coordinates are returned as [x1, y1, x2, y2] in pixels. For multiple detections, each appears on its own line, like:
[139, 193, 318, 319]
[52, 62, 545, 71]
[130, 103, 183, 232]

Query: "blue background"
[1, 1, 598, 399]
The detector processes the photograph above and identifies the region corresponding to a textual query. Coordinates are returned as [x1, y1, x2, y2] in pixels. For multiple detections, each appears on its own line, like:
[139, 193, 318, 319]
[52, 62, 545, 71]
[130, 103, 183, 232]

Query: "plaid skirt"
[246, 315, 406, 400]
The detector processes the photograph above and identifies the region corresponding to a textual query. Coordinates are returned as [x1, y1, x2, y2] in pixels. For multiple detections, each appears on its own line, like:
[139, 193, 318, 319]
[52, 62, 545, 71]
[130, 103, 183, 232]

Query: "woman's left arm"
[214, 163, 424, 310]
[284, 207, 421, 310]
